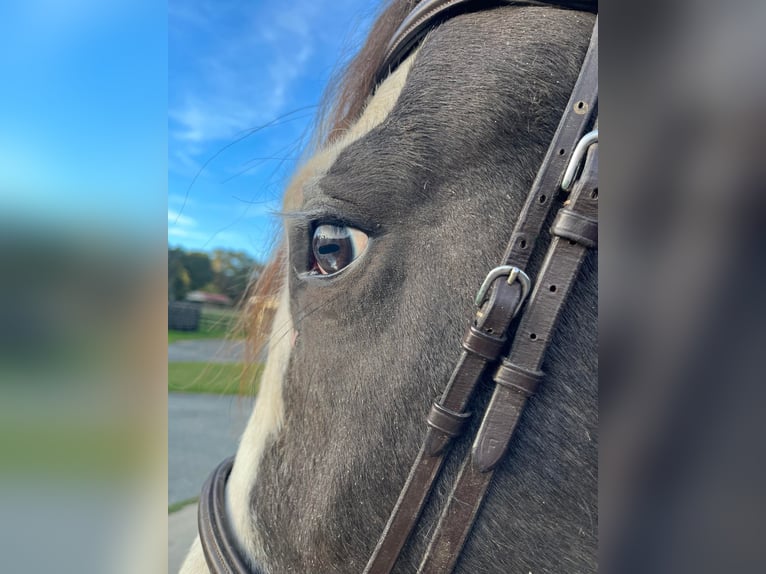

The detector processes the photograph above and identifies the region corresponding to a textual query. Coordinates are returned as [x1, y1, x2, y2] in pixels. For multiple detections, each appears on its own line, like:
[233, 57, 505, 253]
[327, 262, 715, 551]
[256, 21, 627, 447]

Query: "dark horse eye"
[312, 224, 368, 275]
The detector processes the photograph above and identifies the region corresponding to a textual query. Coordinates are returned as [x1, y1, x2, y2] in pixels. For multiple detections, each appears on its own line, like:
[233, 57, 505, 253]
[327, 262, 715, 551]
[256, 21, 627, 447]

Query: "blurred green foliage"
[167, 247, 262, 303]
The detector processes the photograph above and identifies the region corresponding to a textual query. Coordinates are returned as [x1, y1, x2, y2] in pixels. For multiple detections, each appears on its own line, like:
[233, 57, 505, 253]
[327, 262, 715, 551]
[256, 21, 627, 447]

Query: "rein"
[197, 1, 598, 572]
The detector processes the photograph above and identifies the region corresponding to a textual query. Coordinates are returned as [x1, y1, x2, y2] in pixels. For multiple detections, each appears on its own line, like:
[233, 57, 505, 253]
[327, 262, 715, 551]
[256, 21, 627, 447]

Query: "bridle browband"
[197, 1, 598, 572]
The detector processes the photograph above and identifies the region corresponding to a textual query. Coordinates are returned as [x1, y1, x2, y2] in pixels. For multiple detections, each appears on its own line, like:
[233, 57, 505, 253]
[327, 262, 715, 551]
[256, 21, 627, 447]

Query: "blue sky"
[168, 0, 383, 261]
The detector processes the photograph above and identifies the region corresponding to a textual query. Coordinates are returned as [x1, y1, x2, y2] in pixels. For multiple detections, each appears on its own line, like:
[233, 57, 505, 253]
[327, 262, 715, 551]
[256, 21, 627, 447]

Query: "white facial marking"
[226, 283, 292, 560]
[179, 49, 419, 573]
[299, 48, 420, 187]
[177, 285, 292, 574]
[178, 538, 208, 574]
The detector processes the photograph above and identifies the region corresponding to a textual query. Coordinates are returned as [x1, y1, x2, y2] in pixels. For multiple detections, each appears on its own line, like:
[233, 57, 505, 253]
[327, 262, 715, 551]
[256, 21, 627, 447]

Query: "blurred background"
[1, 0, 765, 572]
[1, 1, 167, 573]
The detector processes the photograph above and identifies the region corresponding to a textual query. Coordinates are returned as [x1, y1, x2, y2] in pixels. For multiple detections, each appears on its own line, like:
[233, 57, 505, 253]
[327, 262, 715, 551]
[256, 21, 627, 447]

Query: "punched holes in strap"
[426, 402, 471, 438]
[551, 208, 598, 248]
[493, 360, 543, 397]
[462, 324, 506, 361]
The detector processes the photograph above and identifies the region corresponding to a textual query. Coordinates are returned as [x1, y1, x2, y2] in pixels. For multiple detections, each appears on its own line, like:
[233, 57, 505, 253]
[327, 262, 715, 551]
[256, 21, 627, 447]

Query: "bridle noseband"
[197, 1, 598, 573]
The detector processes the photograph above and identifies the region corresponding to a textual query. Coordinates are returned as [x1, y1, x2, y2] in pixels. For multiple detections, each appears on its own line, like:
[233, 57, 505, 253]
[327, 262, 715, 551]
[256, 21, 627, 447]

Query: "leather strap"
[551, 208, 598, 247]
[500, 20, 598, 271]
[418, 126, 598, 573]
[427, 403, 473, 437]
[198, 457, 266, 574]
[364, 16, 598, 574]
[493, 360, 542, 396]
[461, 324, 507, 360]
[377, 0, 597, 85]
[364, 277, 525, 573]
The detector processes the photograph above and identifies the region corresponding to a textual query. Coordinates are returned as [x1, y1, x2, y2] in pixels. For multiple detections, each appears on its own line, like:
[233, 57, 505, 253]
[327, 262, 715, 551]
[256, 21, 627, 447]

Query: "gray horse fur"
[252, 6, 596, 573]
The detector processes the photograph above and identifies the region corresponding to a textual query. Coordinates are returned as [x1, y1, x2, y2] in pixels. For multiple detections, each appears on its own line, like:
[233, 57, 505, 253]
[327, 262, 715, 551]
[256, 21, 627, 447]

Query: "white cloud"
[168, 225, 238, 245]
[168, 0, 327, 150]
[168, 208, 196, 227]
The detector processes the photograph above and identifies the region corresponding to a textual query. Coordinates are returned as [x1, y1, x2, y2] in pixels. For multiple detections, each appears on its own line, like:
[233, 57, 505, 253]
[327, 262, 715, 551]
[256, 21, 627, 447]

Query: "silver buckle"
[475, 266, 531, 318]
[561, 129, 598, 192]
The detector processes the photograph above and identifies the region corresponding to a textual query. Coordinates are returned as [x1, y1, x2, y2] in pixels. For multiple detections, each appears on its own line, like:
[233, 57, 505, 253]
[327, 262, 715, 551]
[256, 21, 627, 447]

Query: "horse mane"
[240, 1, 417, 374]
[321, 0, 417, 144]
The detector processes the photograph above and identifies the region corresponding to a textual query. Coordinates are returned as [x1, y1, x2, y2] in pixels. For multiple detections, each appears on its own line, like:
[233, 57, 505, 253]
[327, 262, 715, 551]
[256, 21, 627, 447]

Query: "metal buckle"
[561, 129, 598, 192]
[475, 266, 531, 317]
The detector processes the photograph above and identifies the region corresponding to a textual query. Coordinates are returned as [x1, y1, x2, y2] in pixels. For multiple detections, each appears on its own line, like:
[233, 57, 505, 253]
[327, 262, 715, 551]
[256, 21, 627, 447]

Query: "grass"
[168, 362, 261, 396]
[168, 305, 244, 343]
[169, 496, 199, 514]
[168, 327, 231, 344]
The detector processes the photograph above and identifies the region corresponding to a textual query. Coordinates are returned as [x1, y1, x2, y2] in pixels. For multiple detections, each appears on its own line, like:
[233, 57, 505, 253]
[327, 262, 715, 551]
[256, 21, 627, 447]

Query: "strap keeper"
[426, 403, 471, 438]
[493, 361, 543, 397]
[551, 208, 597, 247]
[461, 325, 506, 361]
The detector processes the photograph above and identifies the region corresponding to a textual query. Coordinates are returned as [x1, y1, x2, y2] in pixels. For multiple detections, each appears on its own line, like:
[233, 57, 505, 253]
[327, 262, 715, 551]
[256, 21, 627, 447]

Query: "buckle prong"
[475, 265, 531, 318]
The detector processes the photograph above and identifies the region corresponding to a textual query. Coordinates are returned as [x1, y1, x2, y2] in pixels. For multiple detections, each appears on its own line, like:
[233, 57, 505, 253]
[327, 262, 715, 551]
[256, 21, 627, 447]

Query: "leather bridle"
[196, 1, 598, 573]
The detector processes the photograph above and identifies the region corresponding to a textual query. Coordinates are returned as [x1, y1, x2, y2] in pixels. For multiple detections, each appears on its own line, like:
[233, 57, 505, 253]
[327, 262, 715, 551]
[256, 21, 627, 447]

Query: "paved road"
[168, 392, 254, 573]
[168, 338, 257, 573]
[168, 339, 246, 363]
[169, 392, 254, 505]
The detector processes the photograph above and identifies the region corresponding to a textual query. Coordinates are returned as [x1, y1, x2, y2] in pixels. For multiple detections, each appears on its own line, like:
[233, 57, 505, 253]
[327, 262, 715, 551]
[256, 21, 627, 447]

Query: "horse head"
[182, 2, 597, 572]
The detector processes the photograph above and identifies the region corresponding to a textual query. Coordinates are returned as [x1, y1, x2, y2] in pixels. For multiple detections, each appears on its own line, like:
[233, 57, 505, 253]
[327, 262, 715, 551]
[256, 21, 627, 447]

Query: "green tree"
[182, 251, 214, 291]
[168, 247, 191, 301]
[210, 249, 261, 303]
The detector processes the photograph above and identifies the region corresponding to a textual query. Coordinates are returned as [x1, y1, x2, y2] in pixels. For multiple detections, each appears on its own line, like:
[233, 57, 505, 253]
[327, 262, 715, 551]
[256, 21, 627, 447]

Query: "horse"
[181, 1, 598, 572]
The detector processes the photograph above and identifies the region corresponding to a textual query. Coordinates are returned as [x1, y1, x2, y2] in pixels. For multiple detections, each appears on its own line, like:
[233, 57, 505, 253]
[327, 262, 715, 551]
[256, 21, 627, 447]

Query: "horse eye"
[311, 224, 368, 276]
